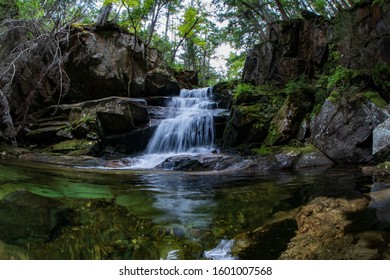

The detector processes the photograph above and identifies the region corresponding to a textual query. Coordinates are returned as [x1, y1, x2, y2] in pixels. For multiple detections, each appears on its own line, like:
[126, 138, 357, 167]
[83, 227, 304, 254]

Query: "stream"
[0, 88, 389, 259]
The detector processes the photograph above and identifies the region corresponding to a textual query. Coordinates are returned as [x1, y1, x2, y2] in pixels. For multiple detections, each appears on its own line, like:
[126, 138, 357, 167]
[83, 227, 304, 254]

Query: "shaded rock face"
[335, 3, 390, 70]
[311, 99, 388, 163]
[61, 25, 177, 102]
[243, 2, 390, 87]
[0, 190, 70, 245]
[26, 97, 151, 154]
[243, 17, 330, 85]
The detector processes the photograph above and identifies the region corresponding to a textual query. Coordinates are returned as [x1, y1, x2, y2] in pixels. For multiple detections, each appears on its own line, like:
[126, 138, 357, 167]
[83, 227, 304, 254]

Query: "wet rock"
[156, 154, 246, 171]
[232, 218, 298, 259]
[102, 126, 157, 154]
[49, 139, 99, 155]
[0, 190, 70, 245]
[27, 97, 151, 153]
[311, 99, 387, 163]
[362, 162, 390, 176]
[368, 182, 390, 227]
[279, 196, 380, 259]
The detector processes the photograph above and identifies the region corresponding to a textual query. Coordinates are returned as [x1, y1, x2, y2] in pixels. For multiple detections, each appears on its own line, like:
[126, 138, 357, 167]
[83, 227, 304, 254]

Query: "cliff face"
[243, 2, 390, 86]
[242, 14, 331, 85]
[234, 1, 390, 164]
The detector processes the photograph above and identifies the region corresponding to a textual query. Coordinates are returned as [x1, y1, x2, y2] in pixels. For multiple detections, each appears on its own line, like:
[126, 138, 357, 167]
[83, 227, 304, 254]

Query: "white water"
[128, 88, 219, 169]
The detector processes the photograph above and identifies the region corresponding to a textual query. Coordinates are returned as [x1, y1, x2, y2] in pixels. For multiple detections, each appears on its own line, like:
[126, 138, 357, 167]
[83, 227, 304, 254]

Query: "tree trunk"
[274, 0, 289, 20]
[96, 3, 112, 26]
[0, 90, 16, 145]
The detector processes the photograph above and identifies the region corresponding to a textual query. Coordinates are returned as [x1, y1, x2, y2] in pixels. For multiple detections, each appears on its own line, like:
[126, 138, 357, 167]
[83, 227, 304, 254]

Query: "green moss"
[50, 139, 96, 154]
[363, 91, 388, 108]
[251, 145, 272, 155]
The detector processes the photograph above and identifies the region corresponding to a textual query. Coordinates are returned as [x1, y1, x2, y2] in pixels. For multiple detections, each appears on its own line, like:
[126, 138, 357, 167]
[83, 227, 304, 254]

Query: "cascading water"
[146, 88, 215, 154]
[129, 87, 220, 169]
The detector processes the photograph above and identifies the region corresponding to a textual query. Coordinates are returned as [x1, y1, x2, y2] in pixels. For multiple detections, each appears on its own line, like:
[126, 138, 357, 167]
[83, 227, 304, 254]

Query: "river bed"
[1, 159, 389, 260]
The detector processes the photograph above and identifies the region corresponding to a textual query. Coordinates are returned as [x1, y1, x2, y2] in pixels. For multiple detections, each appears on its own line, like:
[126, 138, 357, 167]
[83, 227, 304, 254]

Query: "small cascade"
[127, 87, 221, 169]
[146, 87, 216, 154]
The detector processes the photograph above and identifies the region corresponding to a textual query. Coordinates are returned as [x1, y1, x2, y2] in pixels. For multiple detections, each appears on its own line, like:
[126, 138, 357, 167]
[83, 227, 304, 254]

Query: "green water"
[0, 159, 382, 259]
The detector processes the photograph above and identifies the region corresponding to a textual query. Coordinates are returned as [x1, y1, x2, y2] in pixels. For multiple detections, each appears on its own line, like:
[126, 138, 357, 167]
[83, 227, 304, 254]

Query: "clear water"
[1, 159, 386, 260]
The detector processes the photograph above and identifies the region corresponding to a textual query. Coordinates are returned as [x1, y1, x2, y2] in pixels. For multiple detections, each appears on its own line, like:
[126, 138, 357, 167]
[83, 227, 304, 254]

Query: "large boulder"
[373, 118, 390, 160]
[63, 25, 161, 103]
[144, 69, 180, 97]
[311, 98, 388, 163]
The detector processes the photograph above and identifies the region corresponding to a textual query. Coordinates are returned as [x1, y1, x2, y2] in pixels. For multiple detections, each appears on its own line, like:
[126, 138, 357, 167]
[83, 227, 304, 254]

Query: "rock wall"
[242, 2, 390, 86]
[242, 15, 330, 85]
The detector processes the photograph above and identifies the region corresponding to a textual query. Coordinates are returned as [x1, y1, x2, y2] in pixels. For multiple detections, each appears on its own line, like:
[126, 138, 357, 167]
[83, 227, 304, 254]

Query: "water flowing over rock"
[146, 88, 217, 154]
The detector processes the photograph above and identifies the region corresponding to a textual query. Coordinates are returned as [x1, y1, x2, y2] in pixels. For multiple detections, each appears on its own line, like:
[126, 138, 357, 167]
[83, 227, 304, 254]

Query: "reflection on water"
[0, 159, 386, 260]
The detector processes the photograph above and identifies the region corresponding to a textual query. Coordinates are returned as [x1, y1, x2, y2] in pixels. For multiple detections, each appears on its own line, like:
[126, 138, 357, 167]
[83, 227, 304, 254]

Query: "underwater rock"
[0, 190, 70, 245]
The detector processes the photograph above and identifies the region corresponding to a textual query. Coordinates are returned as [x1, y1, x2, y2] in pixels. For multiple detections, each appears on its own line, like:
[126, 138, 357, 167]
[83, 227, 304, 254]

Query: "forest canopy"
[0, 0, 369, 84]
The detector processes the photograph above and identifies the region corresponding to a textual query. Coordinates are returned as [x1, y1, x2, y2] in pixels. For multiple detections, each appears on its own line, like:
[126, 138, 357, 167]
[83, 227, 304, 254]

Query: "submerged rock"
[0, 190, 70, 245]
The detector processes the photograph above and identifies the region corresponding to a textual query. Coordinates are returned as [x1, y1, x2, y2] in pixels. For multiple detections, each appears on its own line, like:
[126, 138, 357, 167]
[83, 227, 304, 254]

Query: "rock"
[373, 118, 390, 158]
[49, 139, 99, 155]
[311, 98, 388, 163]
[280, 196, 378, 259]
[27, 97, 151, 153]
[243, 17, 330, 85]
[223, 99, 283, 147]
[144, 69, 180, 97]
[0, 190, 70, 245]
[61, 24, 164, 102]
[232, 219, 298, 259]
[362, 161, 390, 176]
[156, 154, 246, 171]
[212, 81, 237, 109]
[174, 70, 198, 89]
[102, 126, 157, 154]
[368, 182, 390, 227]
[294, 146, 334, 169]
[264, 90, 313, 146]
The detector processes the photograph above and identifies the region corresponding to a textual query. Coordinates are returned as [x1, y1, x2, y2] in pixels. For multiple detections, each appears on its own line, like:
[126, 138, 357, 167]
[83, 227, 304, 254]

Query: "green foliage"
[283, 77, 312, 97]
[226, 52, 246, 80]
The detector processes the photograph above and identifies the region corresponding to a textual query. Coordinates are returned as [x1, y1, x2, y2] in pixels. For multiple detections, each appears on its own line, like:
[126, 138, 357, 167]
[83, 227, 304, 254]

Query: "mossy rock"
[49, 139, 98, 155]
[362, 162, 390, 176]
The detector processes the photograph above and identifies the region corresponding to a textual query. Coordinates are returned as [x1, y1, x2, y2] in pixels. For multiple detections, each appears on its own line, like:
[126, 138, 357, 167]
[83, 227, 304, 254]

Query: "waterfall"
[127, 87, 219, 169]
[146, 87, 216, 154]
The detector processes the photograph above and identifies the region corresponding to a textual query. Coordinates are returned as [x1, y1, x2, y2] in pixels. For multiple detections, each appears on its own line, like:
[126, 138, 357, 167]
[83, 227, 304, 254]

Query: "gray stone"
[311, 99, 387, 163]
[373, 118, 390, 156]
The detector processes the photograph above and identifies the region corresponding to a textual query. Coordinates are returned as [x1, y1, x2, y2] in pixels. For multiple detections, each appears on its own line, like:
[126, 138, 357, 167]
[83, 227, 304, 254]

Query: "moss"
[251, 145, 272, 155]
[49, 139, 97, 154]
[281, 144, 318, 155]
[363, 91, 388, 109]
